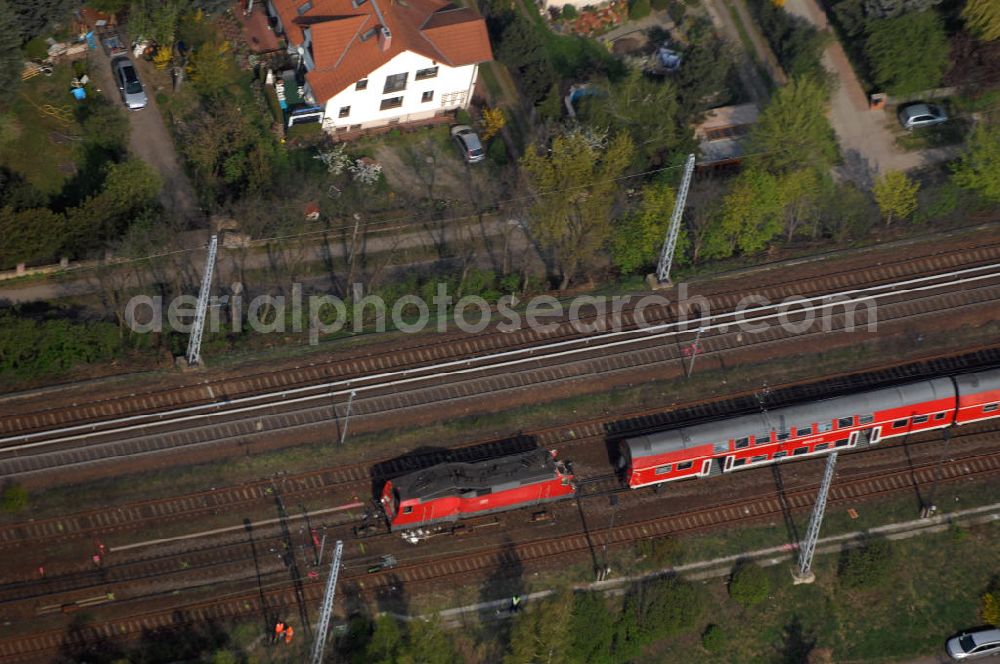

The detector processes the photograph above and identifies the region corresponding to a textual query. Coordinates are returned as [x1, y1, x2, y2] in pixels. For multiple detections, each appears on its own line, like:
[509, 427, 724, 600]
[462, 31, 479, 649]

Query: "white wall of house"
[319, 50, 478, 133]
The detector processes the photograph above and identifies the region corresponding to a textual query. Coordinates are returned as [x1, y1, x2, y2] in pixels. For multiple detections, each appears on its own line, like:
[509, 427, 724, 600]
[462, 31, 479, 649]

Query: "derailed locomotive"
[380, 448, 576, 534]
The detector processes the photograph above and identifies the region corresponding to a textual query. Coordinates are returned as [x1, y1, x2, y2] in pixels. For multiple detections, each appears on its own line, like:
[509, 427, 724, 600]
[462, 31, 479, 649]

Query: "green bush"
[838, 538, 895, 589]
[1, 483, 28, 513]
[702, 624, 725, 653]
[729, 562, 770, 607]
[488, 137, 508, 165]
[629, 0, 651, 20]
[562, 3, 578, 18]
[616, 577, 704, 659]
[23, 36, 49, 60]
[456, 108, 472, 125]
[667, 0, 686, 23]
[156, 92, 169, 106]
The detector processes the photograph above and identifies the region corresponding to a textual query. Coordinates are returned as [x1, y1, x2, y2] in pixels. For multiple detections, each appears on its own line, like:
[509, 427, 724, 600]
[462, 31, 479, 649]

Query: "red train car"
[380, 449, 575, 531]
[954, 369, 1000, 425]
[620, 371, 1000, 490]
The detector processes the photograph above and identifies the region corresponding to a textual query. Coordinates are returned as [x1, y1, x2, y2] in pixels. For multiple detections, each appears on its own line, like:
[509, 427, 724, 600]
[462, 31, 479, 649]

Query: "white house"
[266, 0, 493, 134]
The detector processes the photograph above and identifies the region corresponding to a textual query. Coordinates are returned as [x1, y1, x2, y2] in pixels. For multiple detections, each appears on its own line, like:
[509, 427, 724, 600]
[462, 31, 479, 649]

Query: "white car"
[947, 627, 1000, 660]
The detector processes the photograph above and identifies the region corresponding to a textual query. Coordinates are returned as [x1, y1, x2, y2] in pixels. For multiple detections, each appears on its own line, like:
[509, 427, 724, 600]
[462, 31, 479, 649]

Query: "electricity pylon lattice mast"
[310, 540, 344, 664]
[795, 452, 838, 583]
[655, 153, 696, 285]
[185, 234, 218, 367]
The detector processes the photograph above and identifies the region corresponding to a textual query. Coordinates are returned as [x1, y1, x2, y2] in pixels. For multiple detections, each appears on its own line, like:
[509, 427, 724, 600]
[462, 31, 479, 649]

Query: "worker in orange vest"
[284, 625, 294, 644]
[274, 621, 285, 643]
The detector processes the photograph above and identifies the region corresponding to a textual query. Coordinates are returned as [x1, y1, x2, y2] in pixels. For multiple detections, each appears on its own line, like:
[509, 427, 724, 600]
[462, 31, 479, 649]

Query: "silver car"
[112, 57, 147, 110]
[897, 102, 947, 130]
[947, 627, 1000, 660]
[451, 125, 485, 164]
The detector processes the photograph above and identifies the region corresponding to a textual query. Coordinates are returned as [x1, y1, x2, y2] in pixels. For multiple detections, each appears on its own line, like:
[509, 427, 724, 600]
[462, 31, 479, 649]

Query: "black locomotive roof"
[391, 448, 559, 501]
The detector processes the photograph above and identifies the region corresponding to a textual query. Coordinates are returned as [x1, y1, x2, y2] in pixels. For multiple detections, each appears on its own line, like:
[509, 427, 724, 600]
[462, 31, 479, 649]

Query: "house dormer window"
[297, 0, 313, 15]
[415, 67, 438, 81]
[356, 79, 368, 91]
[383, 72, 407, 93]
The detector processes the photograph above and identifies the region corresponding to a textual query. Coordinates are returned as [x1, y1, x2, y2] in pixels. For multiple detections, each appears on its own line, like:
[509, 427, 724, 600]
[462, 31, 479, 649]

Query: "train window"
[732, 458, 746, 467]
[776, 431, 790, 442]
[837, 417, 853, 428]
[735, 437, 750, 449]
[814, 443, 830, 452]
[403, 506, 413, 514]
[714, 442, 730, 453]
[750, 455, 768, 463]
[794, 425, 812, 436]
[655, 464, 673, 475]
[860, 414, 874, 424]
[774, 451, 788, 459]
[754, 432, 771, 444]
[984, 403, 999, 412]
[934, 412, 947, 420]
[818, 421, 833, 433]
[893, 419, 908, 428]
[792, 447, 808, 456]
[677, 461, 693, 470]
[913, 415, 929, 424]
[834, 438, 850, 448]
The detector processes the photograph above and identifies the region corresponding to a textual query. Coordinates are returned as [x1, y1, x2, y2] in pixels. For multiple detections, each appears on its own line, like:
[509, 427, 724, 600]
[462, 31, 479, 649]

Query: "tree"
[838, 537, 895, 588]
[706, 166, 783, 259]
[494, 12, 557, 104]
[611, 180, 678, 274]
[630, 0, 651, 19]
[562, 4, 578, 19]
[505, 591, 573, 664]
[749, 76, 838, 174]
[7, 0, 74, 43]
[674, 37, 733, 123]
[872, 170, 919, 226]
[568, 592, 616, 664]
[580, 69, 686, 168]
[401, 615, 454, 664]
[963, 0, 1000, 40]
[188, 40, 241, 98]
[777, 168, 823, 240]
[521, 130, 634, 288]
[365, 615, 403, 664]
[0, 1, 22, 99]
[0, 206, 65, 268]
[480, 107, 506, 142]
[865, 11, 949, 96]
[952, 123, 1000, 203]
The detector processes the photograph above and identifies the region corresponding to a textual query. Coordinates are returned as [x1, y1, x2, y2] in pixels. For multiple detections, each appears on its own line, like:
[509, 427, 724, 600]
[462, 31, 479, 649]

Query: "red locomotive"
[621, 368, 1000, 489]
[380, 449, 576, 532]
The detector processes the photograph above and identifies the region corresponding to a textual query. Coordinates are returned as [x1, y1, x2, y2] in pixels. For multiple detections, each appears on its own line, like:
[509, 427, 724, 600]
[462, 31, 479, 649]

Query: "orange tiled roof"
[272, 0, 492, 104]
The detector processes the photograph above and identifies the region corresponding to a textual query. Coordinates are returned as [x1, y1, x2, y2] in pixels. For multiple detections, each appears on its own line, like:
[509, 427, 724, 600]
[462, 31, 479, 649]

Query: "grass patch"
[479, 61, 503, 99]
[2, 63, 87, 195]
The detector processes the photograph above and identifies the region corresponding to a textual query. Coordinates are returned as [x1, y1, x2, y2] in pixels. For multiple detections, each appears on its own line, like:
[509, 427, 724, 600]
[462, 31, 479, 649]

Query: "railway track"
[2, 238, 999, 439]
[2, 262, 1000, 482]
[2, 347, 998, 555]
[2, 437, 999, 662]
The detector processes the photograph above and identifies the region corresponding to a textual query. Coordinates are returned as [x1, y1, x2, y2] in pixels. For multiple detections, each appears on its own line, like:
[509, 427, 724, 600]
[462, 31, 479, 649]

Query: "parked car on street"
[112, 57, 147, 110]
[897, 102, 948, 130]
[451, 125, 485, 164]
[946, 627, 1000, 660]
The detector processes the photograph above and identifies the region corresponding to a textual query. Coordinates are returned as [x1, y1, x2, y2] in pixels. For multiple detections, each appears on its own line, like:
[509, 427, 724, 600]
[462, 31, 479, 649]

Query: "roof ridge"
[331, 14, 372, 70]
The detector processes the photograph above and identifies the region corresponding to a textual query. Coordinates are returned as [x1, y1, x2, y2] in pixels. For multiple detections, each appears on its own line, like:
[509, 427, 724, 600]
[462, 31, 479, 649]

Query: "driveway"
[782, 0, 956, 184]
[89, 42, 202, 222]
